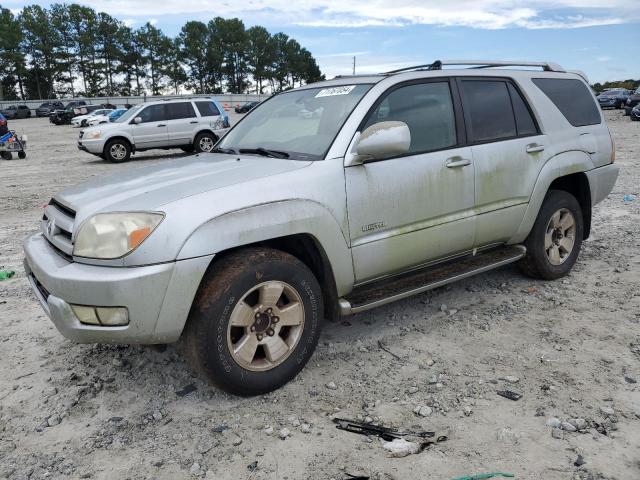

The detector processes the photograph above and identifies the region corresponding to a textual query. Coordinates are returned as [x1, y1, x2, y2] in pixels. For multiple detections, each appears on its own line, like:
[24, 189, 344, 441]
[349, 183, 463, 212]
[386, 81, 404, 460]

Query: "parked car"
[631, 104, 640, 121]
[597, 88, 631, 109]
[0, 104, 32, 119]
[49, 100, 88, 124]
[71, 109, 115, 128]
[77, 98, 229, 162]
[24, 60, 618, 395]
[624, 86, 640, 115]
[87, 108, 128, 126]
[235, 101, 260, 113]
[36, 101, 64, 117]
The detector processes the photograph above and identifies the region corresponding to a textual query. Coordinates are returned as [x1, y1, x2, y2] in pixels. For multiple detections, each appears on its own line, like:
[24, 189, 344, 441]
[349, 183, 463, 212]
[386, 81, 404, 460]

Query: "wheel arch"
[176, 200, 355, 320]
[192, 129, 218, 144]
[510, 150, 595, 243]
[103, 135, 133, 152]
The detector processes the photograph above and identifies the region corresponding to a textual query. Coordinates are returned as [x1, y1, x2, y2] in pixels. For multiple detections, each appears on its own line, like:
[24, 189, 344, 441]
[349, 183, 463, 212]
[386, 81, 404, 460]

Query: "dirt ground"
[0, 111, 638, 480]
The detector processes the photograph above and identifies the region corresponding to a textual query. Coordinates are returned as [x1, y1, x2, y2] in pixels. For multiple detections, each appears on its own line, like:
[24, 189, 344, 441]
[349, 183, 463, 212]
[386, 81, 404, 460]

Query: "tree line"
[591, 79, 639, 94]
[0, 3, 325, 100]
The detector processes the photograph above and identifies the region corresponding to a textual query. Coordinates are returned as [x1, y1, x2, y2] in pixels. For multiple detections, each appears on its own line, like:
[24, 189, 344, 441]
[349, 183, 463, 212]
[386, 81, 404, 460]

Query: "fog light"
[70, 305, 129, 326]
[71, 305, 100, 325]
[96, 307, 129, 326]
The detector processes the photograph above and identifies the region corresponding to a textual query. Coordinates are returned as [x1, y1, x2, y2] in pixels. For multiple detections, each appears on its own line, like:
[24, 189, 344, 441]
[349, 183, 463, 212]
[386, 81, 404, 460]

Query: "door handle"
[189, 121, 198, 124]
[157, 124, 166, 127]
[445, 157, 472, 168]
[526, 143, 545, 153]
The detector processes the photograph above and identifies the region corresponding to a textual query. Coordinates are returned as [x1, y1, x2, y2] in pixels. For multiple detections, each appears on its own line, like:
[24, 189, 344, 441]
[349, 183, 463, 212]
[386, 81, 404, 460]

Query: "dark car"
[624, 87, 640, 116]
[50, 100, 91, 125]
[36, 101, 64, 117]
[235, 101, 260, 113]
[597, 89, 631, 109]
[0, 104, 32, 119]
[631, 104, 640, 121]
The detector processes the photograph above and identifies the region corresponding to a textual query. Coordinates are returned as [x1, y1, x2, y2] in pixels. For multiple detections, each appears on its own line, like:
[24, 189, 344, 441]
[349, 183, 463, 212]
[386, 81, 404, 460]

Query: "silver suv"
[77, 98, 229, 162]
[25, 60, 619, 395]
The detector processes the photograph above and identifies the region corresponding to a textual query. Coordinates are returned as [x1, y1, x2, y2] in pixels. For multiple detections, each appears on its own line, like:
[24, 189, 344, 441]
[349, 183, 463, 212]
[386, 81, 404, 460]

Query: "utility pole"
[353, 56, 356, 75]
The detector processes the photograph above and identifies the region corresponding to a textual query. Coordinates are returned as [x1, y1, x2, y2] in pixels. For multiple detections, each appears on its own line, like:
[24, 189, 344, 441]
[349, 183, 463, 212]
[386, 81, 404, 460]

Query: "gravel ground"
[0, 111, 639, 480]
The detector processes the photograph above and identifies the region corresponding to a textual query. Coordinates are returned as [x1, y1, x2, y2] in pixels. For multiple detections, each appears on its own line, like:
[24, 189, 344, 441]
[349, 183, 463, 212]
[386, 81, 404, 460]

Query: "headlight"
[73, 212, 164, 259]
[86, 130, 102, 139]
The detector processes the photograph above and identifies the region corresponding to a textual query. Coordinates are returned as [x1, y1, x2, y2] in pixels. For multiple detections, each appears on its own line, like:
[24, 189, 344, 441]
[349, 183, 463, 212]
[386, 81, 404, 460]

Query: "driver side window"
[138, 105, 166, 123]
[362, 82, 457, 156]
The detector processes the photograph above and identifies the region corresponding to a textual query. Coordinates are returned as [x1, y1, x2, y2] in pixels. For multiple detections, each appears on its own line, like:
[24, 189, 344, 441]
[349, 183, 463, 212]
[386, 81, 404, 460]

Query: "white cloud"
[122, 19, 138, 28]
[71, 0, 639, 30]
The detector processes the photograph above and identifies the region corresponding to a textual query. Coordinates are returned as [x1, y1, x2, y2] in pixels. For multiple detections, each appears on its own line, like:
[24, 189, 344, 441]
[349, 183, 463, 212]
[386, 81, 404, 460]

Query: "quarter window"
[362, 81, 457, 156]
[533, 78, 601, 127]
[167, 102, 196, 120]
[460, 80, 517, 143]
[137, 105, 166, 123]
[195, 101, 220, 117]
[508, 83, 538, 136]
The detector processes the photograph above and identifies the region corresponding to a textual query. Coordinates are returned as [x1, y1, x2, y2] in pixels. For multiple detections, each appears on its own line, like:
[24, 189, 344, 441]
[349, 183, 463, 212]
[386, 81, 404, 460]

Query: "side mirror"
[356, 121, 411, 161]
[133, 117, 142, 124]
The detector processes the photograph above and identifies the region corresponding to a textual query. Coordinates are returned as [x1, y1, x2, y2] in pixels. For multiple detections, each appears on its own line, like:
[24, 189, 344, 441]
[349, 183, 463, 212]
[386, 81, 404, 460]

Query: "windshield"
[218, 84, 372, 160]
[115, 104, 143, 123]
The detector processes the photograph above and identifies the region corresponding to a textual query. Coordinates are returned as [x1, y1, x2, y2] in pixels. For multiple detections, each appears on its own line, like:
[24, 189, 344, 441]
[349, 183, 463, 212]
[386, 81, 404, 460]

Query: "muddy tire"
[103, 138, 131, 163]
[519, 190, 583, 280]
[183, 247, 323, 396]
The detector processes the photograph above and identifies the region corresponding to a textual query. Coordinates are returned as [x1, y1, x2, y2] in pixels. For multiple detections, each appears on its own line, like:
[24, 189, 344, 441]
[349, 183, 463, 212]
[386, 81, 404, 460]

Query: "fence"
[0, 93, 269, 114]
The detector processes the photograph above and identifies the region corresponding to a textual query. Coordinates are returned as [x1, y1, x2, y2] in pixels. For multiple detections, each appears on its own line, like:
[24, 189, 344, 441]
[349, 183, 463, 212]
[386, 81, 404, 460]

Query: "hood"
[55, 153, 312, 222]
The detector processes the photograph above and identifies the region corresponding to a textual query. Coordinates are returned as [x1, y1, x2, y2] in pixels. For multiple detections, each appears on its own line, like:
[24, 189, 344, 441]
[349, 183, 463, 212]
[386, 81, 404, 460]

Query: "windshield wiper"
[238, 147, 290, 159]
[212, 146, 238, 154]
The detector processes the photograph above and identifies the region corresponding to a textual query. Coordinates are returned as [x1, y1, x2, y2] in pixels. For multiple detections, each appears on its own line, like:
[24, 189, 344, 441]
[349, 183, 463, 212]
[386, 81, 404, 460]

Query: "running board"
[339, 245, 526, 315]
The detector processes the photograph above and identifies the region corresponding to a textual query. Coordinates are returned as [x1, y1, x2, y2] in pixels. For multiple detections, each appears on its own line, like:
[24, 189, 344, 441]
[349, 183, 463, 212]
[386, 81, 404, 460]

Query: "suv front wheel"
[103, 138, 131, 163]
[193, 132, 217, 153]
[519, 190, 584, 280]
[184, 247, 323, 395]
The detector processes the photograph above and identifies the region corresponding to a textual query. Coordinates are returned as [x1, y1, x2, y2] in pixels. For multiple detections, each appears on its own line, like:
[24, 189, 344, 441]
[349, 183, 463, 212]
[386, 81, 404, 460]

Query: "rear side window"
[167, 102, 196, 120]
[195, 101, 220, 117]
[532, 78, 600, 127]
[459, 80, 516, 142]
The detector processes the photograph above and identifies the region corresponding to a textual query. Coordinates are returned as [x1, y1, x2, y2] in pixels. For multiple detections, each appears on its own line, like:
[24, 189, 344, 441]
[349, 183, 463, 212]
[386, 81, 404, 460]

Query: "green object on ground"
[0, 270, 16, 280]
[451, 474, 515, 480]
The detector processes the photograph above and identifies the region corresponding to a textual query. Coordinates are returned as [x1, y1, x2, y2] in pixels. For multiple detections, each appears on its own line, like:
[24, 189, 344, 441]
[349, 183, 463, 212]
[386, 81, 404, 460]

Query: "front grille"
[42, 198, 76, 259]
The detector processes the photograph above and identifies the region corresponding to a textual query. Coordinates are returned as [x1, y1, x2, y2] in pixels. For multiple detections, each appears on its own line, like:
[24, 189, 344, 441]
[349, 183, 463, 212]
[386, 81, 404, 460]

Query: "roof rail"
[385, 60, 566, 74]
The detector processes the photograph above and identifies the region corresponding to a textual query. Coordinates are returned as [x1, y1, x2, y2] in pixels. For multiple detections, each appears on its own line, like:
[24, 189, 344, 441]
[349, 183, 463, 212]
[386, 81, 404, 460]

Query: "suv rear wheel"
[519, 190, 583, 280]
[184, 247, 323, 395]
[103, 139, 131, 163]
[194, 132, 216, 153]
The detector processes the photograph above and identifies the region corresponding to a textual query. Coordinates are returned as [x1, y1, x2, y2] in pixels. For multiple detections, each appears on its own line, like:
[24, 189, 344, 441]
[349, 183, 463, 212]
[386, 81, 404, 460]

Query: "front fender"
[509, 150, 595, 244]
[177, 199, 355, 296]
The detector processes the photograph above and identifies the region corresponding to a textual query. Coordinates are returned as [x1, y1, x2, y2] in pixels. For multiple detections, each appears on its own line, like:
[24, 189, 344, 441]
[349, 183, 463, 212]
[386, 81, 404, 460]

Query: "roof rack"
[385, 60, 566, 74]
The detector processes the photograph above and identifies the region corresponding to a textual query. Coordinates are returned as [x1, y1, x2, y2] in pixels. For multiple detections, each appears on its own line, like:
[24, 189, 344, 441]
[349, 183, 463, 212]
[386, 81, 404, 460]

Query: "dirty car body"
[24, 60, 619, 394]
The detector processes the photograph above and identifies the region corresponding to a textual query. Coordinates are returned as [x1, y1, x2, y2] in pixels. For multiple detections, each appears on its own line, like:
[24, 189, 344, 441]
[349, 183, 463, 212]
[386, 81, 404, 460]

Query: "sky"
[5, 0, 640, 83]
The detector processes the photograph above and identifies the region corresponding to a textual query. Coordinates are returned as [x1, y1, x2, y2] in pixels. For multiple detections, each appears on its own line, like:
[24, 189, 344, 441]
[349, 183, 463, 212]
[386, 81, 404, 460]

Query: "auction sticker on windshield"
[315, 86, 356, 98]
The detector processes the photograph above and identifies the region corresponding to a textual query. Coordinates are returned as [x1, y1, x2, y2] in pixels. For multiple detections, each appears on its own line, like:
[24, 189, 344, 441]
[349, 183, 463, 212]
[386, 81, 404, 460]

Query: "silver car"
[77, 98, 229, 162]
[25, 60, 618, 395]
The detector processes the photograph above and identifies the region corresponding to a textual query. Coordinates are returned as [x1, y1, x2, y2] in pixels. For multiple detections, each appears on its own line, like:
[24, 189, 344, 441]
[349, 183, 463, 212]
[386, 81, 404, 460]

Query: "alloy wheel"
[545, 208, 576, 265]
[227, 281, 305, 371]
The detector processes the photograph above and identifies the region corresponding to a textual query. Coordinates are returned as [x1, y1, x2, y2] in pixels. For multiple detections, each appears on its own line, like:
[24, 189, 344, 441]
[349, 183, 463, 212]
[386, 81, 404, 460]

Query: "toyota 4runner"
[77, 98, 230, 162]
[24, 60, 619, 395]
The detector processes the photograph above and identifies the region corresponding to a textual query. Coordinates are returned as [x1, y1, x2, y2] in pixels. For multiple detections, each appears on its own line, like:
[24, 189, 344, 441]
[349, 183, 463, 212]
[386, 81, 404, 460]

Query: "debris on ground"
[382, 438, 421, 457]
[496, 390, 522, 401]
[0, 269, 15, 280]
[333, 417, 439, 441]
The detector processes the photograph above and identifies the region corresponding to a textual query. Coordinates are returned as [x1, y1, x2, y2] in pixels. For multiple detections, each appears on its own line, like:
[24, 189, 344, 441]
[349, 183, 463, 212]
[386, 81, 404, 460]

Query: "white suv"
[77, 98, 229, 162]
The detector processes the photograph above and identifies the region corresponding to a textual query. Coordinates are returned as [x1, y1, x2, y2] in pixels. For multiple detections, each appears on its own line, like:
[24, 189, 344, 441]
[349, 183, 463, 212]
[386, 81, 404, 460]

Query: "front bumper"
[23, 232, 213, 344]
[77, 137, 105, 154]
